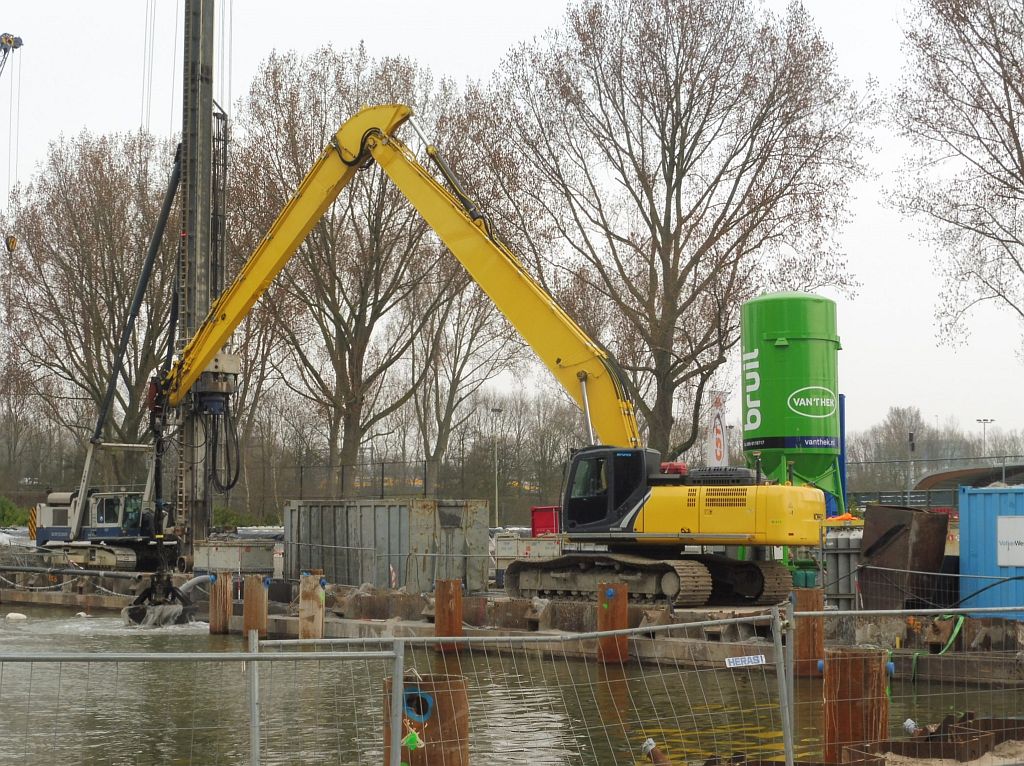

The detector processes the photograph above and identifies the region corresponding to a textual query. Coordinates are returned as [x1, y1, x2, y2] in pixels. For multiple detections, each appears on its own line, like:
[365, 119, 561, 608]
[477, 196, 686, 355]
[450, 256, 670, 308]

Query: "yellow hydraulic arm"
[164, 104, 641, 448]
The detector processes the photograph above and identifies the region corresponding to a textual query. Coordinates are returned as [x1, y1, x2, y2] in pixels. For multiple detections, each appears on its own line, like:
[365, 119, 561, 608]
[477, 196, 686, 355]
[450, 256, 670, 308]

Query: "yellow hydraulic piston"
[163, 104, 641, 449]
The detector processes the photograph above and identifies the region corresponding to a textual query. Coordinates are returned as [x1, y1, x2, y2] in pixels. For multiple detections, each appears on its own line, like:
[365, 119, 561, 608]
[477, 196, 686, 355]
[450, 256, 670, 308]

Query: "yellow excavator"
[160, 103, 824, 608]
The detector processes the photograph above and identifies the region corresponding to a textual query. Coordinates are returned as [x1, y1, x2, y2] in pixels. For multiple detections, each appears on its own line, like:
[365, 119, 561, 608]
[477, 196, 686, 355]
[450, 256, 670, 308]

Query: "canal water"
[0, 605, 1021, 765]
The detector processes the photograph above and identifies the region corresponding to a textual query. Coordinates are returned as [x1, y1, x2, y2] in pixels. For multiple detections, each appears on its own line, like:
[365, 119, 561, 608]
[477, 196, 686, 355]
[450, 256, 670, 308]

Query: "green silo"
[740, 292, 844, 513]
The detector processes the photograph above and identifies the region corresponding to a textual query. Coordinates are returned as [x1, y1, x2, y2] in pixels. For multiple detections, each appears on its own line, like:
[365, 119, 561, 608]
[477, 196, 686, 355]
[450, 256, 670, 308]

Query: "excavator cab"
[562, 447, 660, 533]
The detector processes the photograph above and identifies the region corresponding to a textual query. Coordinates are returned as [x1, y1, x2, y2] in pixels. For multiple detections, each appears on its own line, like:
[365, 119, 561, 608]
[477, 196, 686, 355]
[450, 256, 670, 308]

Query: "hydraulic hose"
[93, 145, 182, 444]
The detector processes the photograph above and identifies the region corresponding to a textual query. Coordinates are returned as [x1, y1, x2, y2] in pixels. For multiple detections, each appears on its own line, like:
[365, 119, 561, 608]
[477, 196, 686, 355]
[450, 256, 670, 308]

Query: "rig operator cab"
[35, 490, 175, 571]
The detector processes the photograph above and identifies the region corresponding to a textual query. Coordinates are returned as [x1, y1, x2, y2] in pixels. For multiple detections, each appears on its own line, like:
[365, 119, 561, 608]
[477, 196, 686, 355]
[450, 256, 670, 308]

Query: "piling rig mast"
[161, 0, 239, 571]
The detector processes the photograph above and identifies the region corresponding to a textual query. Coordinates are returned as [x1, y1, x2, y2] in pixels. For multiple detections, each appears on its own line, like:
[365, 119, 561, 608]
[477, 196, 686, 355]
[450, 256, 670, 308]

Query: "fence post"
[380, 461, 386, 498]
[771, 606, 795, 766]
[248, 628, 261, 766]
[785, 596, 796, 725]
[299, 464, 304, 500]
[423, 459, 428, 497]
[388, 638, 406, 766]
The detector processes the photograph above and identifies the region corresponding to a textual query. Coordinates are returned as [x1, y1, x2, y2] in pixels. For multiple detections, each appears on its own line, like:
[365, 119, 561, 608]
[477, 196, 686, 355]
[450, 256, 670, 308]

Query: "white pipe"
[179, 574, 214, 594]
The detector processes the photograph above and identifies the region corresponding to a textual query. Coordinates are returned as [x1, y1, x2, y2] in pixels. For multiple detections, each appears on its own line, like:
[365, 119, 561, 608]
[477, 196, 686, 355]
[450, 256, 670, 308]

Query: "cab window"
[97, 497, 121, 525]
[612, 451, 646, 510]
[122, 496, 142, 529]
[570, 456, 607, 498]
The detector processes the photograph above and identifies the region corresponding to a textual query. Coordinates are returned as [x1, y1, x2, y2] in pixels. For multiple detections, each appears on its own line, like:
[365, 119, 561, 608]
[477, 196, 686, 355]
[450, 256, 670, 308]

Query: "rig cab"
[36, 490, 177, 570]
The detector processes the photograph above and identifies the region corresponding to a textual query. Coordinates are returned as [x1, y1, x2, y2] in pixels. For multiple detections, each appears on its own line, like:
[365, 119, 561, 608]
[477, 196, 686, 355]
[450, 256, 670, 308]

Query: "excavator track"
[752, 560, 796, 605]
[504, 554, 791, 608]
[667, 560, 714, 607]
[504, 553, 711, 605]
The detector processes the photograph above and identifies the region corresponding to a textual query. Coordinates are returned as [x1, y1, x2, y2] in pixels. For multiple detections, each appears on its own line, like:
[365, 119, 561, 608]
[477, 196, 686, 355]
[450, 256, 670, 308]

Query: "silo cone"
[740, 292, 845, 513]
[384, 673, 469, 765]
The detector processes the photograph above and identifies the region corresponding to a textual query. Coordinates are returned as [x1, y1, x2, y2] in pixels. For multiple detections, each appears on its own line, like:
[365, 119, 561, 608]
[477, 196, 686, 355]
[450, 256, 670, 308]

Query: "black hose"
[210, 402, 240, 492]
[337, 129, 380, 168]
[92, 145, 182, 443]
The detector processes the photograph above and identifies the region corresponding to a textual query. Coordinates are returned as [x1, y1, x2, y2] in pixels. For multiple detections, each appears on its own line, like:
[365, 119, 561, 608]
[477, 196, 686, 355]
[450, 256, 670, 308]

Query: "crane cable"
[4, 35, 23, 202]
[210, 0, 239, 496]
[169, 0, 180, 139]
[140, 0, 157, 132]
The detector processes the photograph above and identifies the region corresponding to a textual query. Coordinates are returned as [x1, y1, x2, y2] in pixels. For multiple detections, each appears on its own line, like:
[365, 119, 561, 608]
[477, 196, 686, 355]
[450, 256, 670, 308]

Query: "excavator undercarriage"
[504, 554, 794, 608]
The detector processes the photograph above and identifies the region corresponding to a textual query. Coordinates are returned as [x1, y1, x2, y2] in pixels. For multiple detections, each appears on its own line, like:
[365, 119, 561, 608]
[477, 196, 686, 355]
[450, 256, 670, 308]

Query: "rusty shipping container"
[283, 498, 489, 593]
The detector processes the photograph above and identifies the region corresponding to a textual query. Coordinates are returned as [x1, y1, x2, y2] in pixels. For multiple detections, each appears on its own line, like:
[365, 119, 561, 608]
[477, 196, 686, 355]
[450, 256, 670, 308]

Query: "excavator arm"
[164, 103, 640, 448]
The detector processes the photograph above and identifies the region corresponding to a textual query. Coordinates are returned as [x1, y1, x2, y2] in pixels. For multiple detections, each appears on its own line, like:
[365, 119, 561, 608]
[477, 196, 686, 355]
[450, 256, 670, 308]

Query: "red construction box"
[531, 506, 561, 537]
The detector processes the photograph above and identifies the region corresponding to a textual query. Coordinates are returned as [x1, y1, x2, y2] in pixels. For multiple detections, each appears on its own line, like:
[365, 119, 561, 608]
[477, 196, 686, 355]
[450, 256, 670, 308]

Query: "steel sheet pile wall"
[858, 504, 949, 610]
[959, 486, 1024, 617]
[284, 498, 489, 593]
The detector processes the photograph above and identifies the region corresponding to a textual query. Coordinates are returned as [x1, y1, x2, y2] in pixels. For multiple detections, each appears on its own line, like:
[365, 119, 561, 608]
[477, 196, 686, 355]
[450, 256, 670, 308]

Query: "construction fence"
[6, 603, 1024, 764]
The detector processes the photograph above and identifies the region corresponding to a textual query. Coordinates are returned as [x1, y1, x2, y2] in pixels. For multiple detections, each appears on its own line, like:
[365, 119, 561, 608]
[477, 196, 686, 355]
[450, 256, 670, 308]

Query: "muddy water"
[0, 606, 1021, 765]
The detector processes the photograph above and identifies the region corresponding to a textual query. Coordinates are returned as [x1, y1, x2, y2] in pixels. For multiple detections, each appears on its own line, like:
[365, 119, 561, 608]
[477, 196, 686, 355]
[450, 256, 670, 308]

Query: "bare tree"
[7, 131, 178, 483]
[0, 336, 43, 495]
[473, 0, 871, 455]
[233, 46, 457, 486]
[845, 406, 992, 492]
[223, 144, 294, 514]
[409, 267, 521, 492]
[893, 0, 1024, 343]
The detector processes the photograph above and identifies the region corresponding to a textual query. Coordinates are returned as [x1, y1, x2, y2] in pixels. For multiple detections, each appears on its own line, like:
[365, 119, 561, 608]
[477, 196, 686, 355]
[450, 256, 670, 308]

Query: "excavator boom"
[164, 104, 641, 448]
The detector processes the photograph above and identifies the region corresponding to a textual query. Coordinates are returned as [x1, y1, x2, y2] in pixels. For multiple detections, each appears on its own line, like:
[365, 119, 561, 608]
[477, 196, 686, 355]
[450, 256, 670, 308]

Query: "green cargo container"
[740, 292, 844, 513]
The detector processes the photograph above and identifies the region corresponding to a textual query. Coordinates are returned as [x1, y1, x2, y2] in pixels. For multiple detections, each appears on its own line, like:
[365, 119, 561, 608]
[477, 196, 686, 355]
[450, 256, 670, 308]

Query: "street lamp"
[491, 407, 503, 528]
[976, 418, 995, 456]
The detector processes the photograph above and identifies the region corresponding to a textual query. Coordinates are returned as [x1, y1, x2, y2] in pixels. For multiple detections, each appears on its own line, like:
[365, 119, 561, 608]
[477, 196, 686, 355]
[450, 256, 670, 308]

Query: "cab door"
[91, 494, 123, 536]
[563, 448, 649, 532]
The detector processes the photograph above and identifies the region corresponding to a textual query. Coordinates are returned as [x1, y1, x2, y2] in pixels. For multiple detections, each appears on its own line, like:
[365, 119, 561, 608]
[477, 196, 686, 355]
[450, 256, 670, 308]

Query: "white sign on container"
[996, 516, 1024, 567]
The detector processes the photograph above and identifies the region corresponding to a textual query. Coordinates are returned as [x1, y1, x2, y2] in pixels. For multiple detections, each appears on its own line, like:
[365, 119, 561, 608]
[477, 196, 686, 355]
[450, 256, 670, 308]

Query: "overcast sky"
[0, 0, 1019, 439]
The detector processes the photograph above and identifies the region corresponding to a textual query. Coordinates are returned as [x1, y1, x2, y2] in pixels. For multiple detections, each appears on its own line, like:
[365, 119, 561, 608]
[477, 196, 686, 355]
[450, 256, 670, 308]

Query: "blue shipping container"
[958, 486, 1024, 618]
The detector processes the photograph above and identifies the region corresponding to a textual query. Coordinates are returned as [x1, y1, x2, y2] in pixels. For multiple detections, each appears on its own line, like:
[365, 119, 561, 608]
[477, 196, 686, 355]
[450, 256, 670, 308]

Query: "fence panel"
[263, 615, 789, 765]
[0, 616, 790, 765]
[0, 649, 395, 766]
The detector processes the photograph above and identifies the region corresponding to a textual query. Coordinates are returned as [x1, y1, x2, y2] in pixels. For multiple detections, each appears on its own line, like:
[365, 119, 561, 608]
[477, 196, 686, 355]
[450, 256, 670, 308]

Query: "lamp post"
[491, 407, 503, 528]
[976, 418, 995, 456]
